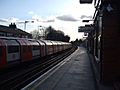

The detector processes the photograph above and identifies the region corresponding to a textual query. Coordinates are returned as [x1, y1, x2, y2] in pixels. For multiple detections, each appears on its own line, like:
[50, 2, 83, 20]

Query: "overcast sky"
[0, 0, 95, 41]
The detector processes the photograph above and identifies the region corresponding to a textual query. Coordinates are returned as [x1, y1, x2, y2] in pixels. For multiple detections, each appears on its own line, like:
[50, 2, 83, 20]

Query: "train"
[0, 37, 72, 69]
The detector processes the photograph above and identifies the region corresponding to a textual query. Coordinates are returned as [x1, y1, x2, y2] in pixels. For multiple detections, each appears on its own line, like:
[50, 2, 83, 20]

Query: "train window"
[33, 46, 39, 50]
[3, 39, 19, 46]
[0, 47, 2, 57]
[8, 46, 19, 53]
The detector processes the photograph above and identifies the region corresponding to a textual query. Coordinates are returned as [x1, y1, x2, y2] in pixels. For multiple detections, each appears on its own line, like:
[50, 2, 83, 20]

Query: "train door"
[41, 43, 46, 57]
[50, 41, 56, 54]
[37, 40, 46, 57]
[42, 40, 53, 55]
[30, 40, 40, 59]
[55, 41, 59, 53]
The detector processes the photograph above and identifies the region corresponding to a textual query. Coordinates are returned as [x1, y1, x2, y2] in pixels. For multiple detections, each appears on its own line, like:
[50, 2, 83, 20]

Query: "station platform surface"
[22, 47, 97, 90]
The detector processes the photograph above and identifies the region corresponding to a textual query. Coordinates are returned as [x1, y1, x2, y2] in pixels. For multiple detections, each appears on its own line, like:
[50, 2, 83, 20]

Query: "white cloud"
[56, 15, 80, 22]
[28, 11, 34, 15]
[80, 15, 92, 19]
[8, 17, 19, 23]
[32, 14, 43, 21]
[62, 1, 95, 20]
[0, 17, 21, 25]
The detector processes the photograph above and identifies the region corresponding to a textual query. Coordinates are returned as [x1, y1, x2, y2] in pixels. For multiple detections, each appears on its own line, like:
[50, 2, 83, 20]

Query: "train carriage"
[37, 40, 46, 57]
[61, 42, 66, 50]
[0, 36, 72, 69]
[41, 40, 54, 55]
[17, 38, 32, 62]
[65, 42, 71, 50]
[54, 41, 59, 52]
[50, 41, 58, 53]
[28, 39, 40, 59]
[0, 38, 21, 67]
[60, 42, 64, 51]
[54, 41, 60, 53]
[57, 41, 62, 52]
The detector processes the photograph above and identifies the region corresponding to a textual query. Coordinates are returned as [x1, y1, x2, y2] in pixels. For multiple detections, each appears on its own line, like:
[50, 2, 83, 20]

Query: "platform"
[22, 47, 97, 90]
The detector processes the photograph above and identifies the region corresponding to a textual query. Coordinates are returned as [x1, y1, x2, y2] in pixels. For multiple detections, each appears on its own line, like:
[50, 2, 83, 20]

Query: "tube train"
[0, 37, 72, 69]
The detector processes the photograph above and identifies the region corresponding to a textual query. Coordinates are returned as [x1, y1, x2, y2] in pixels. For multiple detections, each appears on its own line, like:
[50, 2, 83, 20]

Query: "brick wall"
[101, 10, 120, 83]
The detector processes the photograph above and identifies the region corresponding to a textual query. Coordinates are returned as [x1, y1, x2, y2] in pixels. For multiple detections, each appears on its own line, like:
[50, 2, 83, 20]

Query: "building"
[79, 0, 120, 84]
[0, 24, 32, 38]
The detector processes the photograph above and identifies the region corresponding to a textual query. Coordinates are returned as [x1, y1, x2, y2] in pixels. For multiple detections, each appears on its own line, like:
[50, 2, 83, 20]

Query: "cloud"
[44, 19, 55, 22]
[28, 11, 34, 15]
[32, 14, 43, 21]
[0, 17, 20, 24]
[0, 18, 8, 23]
[45, 16, 56, 23]
[56, 15, 79, 22]
[80, 15, 92, 19]
[31, 14, 80, 23]
[8, 17, 19, 23]
[31, 15, 55, 23]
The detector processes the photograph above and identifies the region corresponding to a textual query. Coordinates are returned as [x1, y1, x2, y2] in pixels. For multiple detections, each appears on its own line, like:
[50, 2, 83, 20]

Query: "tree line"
[30, 26, 70, 42]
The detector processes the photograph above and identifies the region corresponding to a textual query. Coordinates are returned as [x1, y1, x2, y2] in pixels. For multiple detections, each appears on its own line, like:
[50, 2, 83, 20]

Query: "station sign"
[78, 26, 94, 33]
[79, 0, 93, 4]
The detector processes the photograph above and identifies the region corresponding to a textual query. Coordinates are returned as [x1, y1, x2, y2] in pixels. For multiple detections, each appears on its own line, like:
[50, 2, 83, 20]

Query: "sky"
[0, 0, 95, 41]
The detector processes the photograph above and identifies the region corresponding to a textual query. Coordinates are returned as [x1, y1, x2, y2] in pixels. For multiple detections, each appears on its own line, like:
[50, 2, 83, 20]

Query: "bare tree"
[30, 30, 41, 39]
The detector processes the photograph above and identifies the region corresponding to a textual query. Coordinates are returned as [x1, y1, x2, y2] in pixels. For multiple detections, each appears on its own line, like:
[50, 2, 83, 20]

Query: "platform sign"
[79, 0, 93, 4]
[78, 26, 94, 33]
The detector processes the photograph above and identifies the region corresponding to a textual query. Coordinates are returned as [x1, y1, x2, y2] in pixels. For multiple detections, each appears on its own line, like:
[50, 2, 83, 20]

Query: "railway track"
[0, 46, 77, 90]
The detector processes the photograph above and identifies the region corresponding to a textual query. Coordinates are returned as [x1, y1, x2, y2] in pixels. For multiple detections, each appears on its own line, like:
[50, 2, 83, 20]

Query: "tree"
[55, 30, 64, 41]
[45, 26, 56, 40]
[45, 26, 70, 42]
[79, 39, 83, 44]
[30, 30, 41, 39]
[63, 35, 70, 42]
[45, 26, 64, 41]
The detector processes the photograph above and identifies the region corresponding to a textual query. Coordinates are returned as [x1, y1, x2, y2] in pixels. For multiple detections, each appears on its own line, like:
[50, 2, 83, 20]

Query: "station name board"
[78, 26, 94, 33]
[79, 0, 93, 4]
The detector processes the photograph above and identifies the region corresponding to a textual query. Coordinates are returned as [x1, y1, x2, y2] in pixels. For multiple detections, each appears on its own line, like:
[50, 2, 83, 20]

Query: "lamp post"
[24, 20, 34, 30]
[38, 25, 46, 39]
